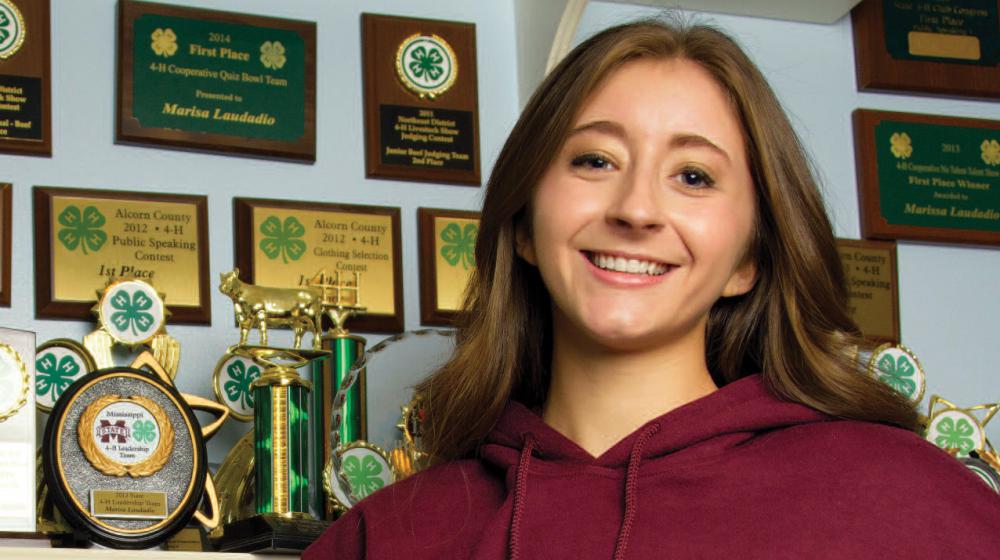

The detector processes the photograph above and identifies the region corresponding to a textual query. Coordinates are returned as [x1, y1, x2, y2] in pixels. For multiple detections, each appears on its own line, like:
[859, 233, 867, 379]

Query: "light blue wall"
[578, 2, 1000, 442]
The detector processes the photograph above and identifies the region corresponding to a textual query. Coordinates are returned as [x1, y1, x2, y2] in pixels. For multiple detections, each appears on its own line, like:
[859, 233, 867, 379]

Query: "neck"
[542, 322, 717, 458]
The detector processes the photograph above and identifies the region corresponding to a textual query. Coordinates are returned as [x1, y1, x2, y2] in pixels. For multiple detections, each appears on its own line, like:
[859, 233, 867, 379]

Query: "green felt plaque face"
[875, 120, 999, 232]
[131, 14, 305, 142]
[882, 0, 998, 66]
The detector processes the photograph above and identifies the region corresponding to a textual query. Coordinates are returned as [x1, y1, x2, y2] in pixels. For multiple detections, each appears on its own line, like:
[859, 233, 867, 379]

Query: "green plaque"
[882, 0, 998, 66]
[117, 1, 316, 161]
[854, 109, 1000, 246]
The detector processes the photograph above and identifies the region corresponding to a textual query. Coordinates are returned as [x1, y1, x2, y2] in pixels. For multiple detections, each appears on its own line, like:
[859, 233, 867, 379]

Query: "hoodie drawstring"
[613, 423, 661, 560]
[509, 434, 536, 560]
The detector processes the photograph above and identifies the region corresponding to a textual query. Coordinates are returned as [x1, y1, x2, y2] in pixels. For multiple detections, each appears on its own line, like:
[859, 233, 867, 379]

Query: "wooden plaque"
[852, 0, 1000, 99]
[362, 13, 480, 186]
[33, 186, 211, 323]
[116, 0, 316, 161]
[418, 207, 479, 326]
[853, 109, 1000, 246]
[0, 0, 51, 156]
[233, 197, 404, 333]
[0, 183, 10, 306]
[836, 238, 900, 343]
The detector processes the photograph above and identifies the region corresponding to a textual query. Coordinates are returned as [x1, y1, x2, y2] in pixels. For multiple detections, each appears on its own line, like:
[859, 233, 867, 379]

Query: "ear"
[721, 258, 757, 297]
[513, 220, 537, 266]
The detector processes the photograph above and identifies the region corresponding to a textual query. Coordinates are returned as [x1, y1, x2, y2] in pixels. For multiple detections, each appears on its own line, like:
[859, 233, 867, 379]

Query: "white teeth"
[588, 252, 669, 276]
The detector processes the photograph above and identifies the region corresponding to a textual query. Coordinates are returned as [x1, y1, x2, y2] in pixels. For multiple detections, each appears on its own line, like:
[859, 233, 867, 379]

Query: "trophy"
[38, 279, 227, 549]
[307, 270, 368, 518]
[214, 270, 331, 552]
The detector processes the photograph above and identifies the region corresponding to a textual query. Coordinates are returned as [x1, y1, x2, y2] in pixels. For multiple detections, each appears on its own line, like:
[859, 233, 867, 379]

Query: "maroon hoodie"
[303, 375, 1000, 559]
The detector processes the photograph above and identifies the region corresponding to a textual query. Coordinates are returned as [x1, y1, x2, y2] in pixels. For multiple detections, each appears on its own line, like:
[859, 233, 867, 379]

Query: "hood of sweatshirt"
[479, 374, 830, 560]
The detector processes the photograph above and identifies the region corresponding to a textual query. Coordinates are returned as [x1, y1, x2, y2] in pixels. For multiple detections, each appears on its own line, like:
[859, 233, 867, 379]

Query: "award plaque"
[234, 197, 403, 333]
[116, 0, 316, 161]
[362, 13, 480, 185]
[836, 239, 899, 342]
[35, 338, 96, 413]
[853, 109, 1000, 246]
[0, 0, 50, 156]
[33, 186, 211, 322]
[42, 352, 226, 548]
[0, 327, 35, 532]
[852, 0, 1000, 99]
[417, 207, 479, 326]
[0, 183, 10, 306]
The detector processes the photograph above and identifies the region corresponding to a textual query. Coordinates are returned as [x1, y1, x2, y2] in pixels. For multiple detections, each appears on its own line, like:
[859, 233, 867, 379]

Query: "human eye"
[570, 152, 617, 171]
[673, 166, 715, 189]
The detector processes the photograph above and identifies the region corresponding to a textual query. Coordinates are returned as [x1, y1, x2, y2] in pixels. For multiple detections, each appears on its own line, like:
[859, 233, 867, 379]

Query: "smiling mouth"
[583, 251, 672, 276]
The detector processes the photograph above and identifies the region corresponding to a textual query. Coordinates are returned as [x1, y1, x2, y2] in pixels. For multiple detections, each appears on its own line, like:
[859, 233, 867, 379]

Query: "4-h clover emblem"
[396, 33, 458, 99]
[981, 139, 1000, 166]
[259, 215, 306, 264]
[0, 0, 26, 59]
[260, 40, 286, 70]
[868, 344, 925, 404]
[98, 280, 167, 346]
[890, 132, 913, 159]
[36, 350, 83, 409]
[132, 419, 158, 444]
[440, 221, 477, 270]
[214, 354, 261, 420]
[150, 27, 177, 58]
[930, 413, 980, 455]
[57, 205, 107, 255]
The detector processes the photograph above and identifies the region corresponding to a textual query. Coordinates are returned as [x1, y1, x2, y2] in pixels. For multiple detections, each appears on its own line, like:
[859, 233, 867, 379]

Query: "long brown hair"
[416, 19, 918, 462]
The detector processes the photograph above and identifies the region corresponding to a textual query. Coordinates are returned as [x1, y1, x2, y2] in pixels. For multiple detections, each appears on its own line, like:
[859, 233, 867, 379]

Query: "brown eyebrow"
[670, 133, 731, 163]
[567, 121, 731, 163]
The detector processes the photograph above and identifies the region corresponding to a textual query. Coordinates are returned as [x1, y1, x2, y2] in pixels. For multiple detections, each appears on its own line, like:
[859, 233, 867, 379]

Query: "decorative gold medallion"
[324, 440, 395, 512]
[867, 343, 926, 405]
[77, 394, 175, 478]
[0, 341, 29, 422]
[924, 396, 999, 457]
[96, 279, 168, 346]
[0, 0, 26, 60]
[395, 33, 458, 99]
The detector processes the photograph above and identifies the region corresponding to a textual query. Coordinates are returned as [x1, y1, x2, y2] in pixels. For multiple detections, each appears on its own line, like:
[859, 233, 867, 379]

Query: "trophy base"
[214, 513, 330, 553]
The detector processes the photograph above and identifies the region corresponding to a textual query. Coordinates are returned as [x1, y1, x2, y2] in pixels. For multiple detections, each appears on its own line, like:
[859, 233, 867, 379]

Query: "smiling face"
[518, 57, 758, 353]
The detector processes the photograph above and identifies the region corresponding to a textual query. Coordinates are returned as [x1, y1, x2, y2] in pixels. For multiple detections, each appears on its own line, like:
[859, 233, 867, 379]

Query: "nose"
[605, 164, 665, 233]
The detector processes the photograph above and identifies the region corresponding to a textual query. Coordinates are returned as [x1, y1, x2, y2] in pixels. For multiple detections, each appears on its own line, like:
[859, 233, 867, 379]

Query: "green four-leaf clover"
[440, 222, 477, 270]
[133, 419, 156, 443]
[934, 416, 976, 454]
[875, 353, 917, 399]
[343, 454, 385, 499]
[409, 46, 444, 83]
[110, 289, 156, 337]
[57, 205, 107, 255]
[259, 215, 306, 264]
[35, 352, 81, 402]
[224, 360, 260, 410]
[0, 11, 10, 44]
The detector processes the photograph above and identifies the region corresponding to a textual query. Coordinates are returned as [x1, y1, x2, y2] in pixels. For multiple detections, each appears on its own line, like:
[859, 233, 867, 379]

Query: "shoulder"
[754, 419, 1000, 544]
[303, 458, 504, 559]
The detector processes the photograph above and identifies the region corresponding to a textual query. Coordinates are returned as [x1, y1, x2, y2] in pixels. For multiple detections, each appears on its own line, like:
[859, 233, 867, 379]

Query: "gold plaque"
[837, 239, 899, 342]
[77, 394, 175, 478]
[234, 198, 403, 333]
[35, 186, 211, 323]
[90, 490, 168, 520]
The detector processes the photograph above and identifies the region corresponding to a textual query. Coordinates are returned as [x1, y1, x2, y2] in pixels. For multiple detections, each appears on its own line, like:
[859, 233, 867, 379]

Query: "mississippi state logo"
[78, 394, 174, 477]
[395, 33, 457, 99]
[0, 0, 25, 60]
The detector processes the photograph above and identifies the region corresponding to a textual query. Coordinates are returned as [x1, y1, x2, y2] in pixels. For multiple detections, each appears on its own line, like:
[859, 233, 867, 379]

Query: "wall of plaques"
[0, 0, 996, 524]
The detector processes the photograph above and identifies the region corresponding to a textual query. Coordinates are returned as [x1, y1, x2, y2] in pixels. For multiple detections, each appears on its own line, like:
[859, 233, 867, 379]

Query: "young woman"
[305, 20, 1000, 559]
